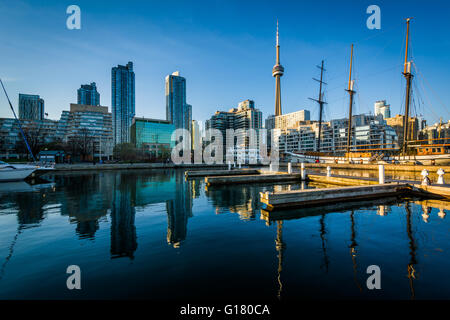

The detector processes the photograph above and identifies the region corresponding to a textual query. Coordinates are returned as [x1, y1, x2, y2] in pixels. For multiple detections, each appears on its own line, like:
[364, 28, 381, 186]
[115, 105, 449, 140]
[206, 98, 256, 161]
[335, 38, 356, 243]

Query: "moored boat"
[0, 161, 38, 182]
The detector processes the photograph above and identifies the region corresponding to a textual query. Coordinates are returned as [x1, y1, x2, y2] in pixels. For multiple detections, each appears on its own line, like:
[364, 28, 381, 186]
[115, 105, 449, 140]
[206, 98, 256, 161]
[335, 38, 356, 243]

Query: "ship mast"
[346, 44, 356, 159]
[309, 60, 327, 153]
[402, 18, 414, 155]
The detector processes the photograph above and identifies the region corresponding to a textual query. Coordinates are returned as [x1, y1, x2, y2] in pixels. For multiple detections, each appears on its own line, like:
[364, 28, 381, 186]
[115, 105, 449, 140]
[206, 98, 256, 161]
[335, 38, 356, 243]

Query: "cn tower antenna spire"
[273, 20, 284, 117]
[276, 19, 279, 47]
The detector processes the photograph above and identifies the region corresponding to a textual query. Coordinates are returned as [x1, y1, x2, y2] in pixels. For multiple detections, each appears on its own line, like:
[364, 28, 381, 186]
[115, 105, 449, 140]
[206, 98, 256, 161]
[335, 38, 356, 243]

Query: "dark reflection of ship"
[319, 214, 329, 273]
[349, 210, 362, 292]
[405, 202, 418, 300]
[0, 181, 55, 282]
[260, 196, 449, 299]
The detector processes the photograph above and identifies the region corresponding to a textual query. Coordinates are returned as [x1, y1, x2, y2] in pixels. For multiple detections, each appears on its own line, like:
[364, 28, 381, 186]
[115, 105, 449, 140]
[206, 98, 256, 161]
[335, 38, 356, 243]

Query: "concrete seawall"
[52, 163, 262, 171]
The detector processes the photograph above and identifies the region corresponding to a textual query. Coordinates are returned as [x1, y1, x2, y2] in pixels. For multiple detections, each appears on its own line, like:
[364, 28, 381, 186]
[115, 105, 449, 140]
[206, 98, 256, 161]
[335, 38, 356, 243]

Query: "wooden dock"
[205, 173, 302, 186]
[411, 184, 450, 198]
[307, 174, 378, 186]
[260, 196, 402, 223]
[185, 169, 259, 178]
[260, 183, 412, 211]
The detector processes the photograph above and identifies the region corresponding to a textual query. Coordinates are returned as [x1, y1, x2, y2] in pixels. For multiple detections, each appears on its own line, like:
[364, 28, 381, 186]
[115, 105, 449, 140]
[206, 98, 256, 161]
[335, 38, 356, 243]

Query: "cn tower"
[272, 20, 284, 116]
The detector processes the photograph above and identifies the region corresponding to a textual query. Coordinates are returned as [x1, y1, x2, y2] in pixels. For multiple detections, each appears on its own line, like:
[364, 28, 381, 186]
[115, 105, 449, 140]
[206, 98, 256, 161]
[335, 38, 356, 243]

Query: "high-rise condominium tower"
[78, 82, 100, 106]
[18, 94, 44, 120]
[112, 62, 135, 145]
[165, 71, 192, 133]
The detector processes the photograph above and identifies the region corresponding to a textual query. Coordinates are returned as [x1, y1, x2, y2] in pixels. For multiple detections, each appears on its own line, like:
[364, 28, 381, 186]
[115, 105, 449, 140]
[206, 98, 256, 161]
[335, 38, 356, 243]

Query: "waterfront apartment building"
[374, 100, 391, 119]
[419, 120, 450, 145]
[165, 71, 192, 133]
[112, 62, 135, 145]
[0, 118, 60, 159]
[191, 120, 201, 152]
[206, 99, 262, 161]
[274, 109, 310, 130]
[0, 103, 113, 160]
[278, 121, 334, 154]
[385, 114, 425, 144]
[277, 113, 398, 154]
[18, 94, 44, 120]
[78, 82, 100, 106]
[131, 117, 175, 157]
[59, 104, 113, 160]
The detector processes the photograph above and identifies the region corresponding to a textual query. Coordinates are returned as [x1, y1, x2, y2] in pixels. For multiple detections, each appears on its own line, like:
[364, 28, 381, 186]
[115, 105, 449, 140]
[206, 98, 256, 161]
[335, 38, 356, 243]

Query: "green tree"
[113, 143, 138, 162]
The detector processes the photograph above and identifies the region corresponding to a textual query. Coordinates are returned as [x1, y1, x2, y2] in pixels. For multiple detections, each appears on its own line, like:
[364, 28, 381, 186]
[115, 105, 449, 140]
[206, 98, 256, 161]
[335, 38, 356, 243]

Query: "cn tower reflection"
[275, 220, 286, 300]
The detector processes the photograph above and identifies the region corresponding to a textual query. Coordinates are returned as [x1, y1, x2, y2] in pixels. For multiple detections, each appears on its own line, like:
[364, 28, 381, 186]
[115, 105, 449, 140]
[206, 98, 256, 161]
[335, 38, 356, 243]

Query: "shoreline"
[38, 162, 450, 174]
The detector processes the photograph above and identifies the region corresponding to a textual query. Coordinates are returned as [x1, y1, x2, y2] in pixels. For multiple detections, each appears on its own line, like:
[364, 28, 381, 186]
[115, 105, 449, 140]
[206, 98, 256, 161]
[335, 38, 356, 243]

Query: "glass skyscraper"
[18, 94, 44, 120]
[77, 82, 100, 106]
[165, 71, 192, 133]
[112, 62, 135, 145]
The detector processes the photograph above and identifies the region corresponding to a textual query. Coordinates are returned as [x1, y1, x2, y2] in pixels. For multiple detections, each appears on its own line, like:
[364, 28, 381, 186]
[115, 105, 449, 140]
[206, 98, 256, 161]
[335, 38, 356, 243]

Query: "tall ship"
[286, 18, 450, 165]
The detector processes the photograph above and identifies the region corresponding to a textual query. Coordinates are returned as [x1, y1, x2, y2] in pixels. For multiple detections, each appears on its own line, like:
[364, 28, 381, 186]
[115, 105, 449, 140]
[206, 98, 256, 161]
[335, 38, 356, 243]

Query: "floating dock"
[205, 173, 302, 186]
[307, 174, 379, 186]
[260, 196, 403, 223]
[185, 169, 259, 178]
[260, 183, 411, 211]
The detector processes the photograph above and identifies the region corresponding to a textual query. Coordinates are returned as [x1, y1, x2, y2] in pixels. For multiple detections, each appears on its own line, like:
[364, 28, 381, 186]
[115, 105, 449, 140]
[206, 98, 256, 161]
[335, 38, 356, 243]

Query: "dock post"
[378, 164, 385, 184]
[288, 162, 292, 174]
[326, 166, 331, 177]
[421, 169, 430, 186]
[301, 163, 305, 180]
[437, 168, 445, 184]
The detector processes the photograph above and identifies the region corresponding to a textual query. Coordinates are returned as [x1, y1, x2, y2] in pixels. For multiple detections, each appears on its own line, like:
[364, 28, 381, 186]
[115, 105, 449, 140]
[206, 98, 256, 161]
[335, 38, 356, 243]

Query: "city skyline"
[0, 0, 449, 126]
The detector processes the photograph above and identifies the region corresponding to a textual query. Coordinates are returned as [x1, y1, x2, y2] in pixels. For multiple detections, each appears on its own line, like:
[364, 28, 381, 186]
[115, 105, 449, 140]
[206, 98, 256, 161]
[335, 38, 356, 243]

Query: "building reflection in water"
[110, 174, 138, 259]
[166, 171, 193, 248]
[205, 184, 274, 220]
[377, 205, 390, 216]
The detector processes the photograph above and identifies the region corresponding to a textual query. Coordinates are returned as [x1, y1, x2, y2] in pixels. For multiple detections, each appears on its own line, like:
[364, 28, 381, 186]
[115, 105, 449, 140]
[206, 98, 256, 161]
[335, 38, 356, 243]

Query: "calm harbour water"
[0, 169, 449, 300]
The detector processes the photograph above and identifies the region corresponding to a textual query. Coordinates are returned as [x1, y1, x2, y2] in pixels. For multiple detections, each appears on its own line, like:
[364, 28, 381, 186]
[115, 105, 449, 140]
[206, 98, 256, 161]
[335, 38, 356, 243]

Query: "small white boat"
[0, 161, 38, 182]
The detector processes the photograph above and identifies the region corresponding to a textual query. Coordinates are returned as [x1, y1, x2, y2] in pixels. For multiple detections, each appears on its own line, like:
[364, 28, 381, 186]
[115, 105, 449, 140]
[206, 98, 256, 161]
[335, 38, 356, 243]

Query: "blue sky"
[0, 0, 449, 126]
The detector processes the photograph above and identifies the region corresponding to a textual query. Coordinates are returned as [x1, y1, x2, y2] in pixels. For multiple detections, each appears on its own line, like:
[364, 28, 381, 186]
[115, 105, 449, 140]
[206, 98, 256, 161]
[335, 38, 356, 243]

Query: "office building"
[112, 62, 135, 145]
[18, 94, 44, 120]
[131, 117, 175, 157]
[78, 82, 100, 106]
